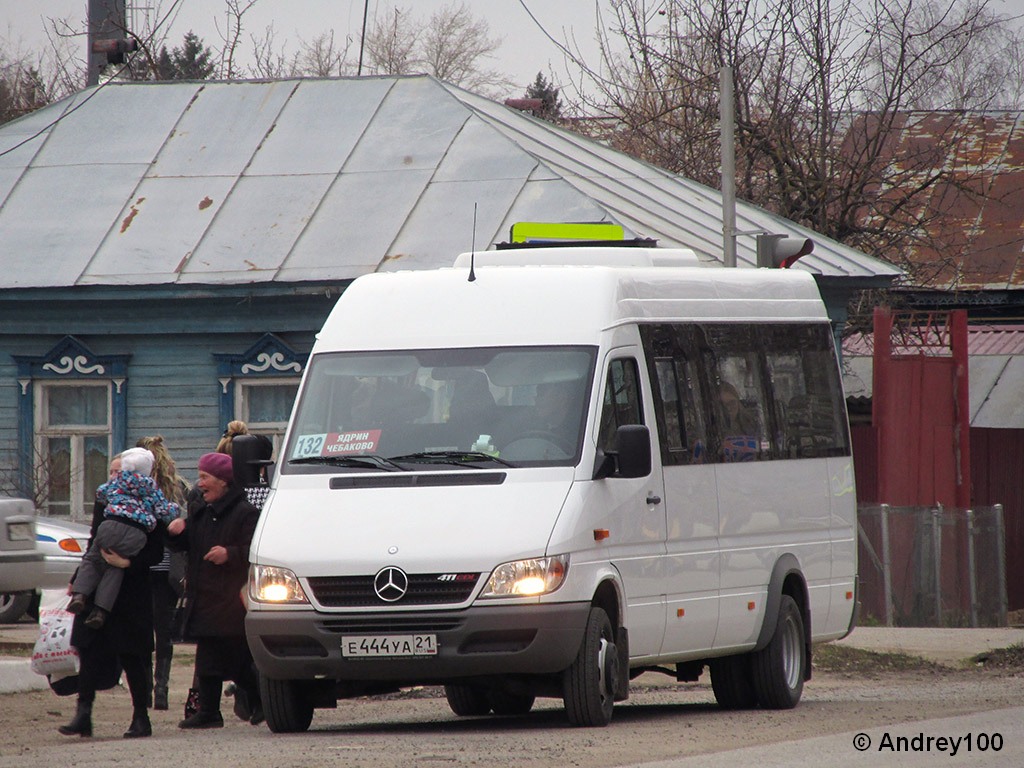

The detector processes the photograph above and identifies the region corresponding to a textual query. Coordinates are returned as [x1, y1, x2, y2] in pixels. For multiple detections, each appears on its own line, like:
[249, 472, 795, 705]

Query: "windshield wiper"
[389, 451, 517, 468]
[289, 454, 406, 472]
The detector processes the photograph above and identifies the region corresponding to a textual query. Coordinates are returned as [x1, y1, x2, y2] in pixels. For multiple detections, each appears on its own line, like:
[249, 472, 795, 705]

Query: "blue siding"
[0, 290, 330, 505]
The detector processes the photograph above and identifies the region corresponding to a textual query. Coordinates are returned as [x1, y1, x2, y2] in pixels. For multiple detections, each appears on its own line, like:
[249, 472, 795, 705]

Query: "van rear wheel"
[562, 606, 616, 727]
[260, 674, 315, 733]
[751, 595, 805, 709]
[444, 684, 491, 716]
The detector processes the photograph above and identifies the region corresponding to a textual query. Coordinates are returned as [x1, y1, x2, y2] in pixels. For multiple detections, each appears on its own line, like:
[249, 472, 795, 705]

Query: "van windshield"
[283, 346, 596, 471]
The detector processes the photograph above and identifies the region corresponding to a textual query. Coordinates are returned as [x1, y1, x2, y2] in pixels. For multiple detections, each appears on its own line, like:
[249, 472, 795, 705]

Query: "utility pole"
[721, 65, 737, 268]
[87, 0, 129, 87]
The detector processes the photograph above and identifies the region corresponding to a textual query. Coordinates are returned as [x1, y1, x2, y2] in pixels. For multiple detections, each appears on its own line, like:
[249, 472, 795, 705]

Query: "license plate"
[342, 634, 438, 658]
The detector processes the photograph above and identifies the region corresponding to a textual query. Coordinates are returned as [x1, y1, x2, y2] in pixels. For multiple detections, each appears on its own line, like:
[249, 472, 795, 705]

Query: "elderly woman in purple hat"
[166, 452, 262, 729]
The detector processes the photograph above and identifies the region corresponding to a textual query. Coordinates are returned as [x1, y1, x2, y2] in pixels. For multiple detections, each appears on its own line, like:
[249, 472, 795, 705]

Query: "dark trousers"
[151, 570, 176, 665]
[78, 646, 151, 713]
[194, 636, 260, 714]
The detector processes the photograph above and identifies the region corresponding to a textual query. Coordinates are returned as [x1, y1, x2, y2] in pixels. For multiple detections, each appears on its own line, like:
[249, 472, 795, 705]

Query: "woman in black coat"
[167, 452, 261, 729]
[58, 453, 165, 739]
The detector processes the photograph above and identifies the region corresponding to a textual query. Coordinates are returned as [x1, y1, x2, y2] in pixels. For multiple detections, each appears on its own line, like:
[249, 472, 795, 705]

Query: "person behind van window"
[135, 435, 189, 712]
[719, 382, 758, 437]
[67, 448, 181, 630]
[167, 452, 262, 730]
[501, 380, 582, 455]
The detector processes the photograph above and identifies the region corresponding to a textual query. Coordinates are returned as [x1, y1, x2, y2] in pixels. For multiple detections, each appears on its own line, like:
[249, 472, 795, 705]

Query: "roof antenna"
[468, 202, 477, 282]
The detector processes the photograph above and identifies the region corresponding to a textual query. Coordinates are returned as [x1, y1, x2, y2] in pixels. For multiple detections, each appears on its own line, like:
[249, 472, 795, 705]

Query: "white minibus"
[245, 247, 858, 730]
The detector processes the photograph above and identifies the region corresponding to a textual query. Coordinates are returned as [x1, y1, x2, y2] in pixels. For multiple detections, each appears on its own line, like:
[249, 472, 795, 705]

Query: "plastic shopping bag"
[30, 595, 80, 679]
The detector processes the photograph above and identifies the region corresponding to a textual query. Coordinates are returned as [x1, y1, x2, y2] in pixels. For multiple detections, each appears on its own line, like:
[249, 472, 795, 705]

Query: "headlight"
[249, 565, 309, 604]
[480, 555, 569, 598]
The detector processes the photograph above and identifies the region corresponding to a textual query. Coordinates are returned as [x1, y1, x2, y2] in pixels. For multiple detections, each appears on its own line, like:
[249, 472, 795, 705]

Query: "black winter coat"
[71, 500, 164, 656]
[169, 486, 258, 639]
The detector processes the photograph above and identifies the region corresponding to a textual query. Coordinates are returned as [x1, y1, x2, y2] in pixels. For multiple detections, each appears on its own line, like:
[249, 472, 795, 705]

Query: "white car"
[0, 517, 90, 623]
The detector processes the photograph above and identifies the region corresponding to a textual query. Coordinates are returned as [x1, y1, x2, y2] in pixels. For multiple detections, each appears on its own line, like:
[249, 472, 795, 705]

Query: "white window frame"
[235, 377, 299, 458]
[34, 380, 112, 520]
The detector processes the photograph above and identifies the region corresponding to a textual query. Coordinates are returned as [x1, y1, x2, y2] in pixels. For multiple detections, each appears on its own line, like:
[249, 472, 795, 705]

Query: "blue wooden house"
[0, 75, 897, 520]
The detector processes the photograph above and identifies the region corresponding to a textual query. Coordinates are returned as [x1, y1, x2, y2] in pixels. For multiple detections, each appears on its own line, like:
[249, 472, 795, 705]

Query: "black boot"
[66, 593, 88, 614]
[178, 710, 224, 729]
[153, 656, 172, 711]
[84, 606, 107, 629]
[58, 700, 93, 737]
[123, 710, 152, 738]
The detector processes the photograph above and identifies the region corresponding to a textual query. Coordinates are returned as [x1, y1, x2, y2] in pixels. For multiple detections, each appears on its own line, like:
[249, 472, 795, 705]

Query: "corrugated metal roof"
[0, 75, 901, 290]
[858, 111, 1024, 290]
[842, 325, 1024, 428]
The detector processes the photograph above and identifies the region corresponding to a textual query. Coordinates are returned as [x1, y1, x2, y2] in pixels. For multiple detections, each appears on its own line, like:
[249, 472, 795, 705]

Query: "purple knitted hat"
[198, 452, 233, 484]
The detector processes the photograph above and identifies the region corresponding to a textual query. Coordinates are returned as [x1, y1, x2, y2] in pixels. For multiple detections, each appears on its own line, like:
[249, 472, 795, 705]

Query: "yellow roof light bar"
[510, 222, 625, 244]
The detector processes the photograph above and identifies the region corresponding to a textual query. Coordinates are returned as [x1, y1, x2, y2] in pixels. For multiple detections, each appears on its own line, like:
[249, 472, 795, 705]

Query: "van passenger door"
[640, 325, 721, 656]
[593, 354, 667, 661]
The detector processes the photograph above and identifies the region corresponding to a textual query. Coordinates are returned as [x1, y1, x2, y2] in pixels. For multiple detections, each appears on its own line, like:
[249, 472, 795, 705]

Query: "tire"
[709, 653, 757, 709]
[0, 593, 31, 624]
[26, 592, 41, 622]
[488, 689, 535, 716]
[751, 594, 806, 709]
[260, 674, 315, 733]
[444, 684, 492, 716]
[562, 606, 616, 727]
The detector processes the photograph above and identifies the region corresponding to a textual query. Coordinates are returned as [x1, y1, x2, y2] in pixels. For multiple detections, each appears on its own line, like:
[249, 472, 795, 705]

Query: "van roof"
[315, 263, 829, 351]
[452, 247, 706, 269]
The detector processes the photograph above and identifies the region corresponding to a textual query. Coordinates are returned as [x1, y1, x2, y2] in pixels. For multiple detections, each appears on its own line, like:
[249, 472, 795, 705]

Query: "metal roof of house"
[0, 75, 901, 290]
[860, 111, 1024, 291]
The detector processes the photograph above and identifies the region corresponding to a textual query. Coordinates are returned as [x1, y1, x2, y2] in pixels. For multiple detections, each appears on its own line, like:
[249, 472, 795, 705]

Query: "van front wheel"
[751, 595, 805, 709]
[444, 684, 491, 716]
[260, 674, 315, 733]
[562, 606, 616, 727]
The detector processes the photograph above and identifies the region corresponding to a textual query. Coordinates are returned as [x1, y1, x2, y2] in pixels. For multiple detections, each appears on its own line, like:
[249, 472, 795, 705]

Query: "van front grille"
[307, 573, 480, 607]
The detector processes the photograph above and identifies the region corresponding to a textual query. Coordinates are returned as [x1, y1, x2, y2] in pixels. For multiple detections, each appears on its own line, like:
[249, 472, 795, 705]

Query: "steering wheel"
[503, 429, 575, 458]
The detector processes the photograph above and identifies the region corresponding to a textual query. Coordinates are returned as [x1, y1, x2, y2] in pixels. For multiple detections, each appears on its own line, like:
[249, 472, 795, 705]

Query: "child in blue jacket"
[68, 447, 180, 629]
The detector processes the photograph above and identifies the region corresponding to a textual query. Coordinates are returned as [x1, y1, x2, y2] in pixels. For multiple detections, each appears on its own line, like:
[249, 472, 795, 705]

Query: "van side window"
[704, 326, 772, 462]
[651, 356, 709, 465]
[598, 358, 643, 452]
[763, 325, 851, 457]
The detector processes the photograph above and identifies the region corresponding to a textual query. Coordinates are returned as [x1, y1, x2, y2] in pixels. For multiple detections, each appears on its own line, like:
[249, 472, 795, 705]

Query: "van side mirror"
[592, 424, 652, 479]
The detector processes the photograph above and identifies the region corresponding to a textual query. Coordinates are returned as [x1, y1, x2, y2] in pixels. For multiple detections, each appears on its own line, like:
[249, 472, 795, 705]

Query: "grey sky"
[2, 0, 1023, 93]
[0, 0, 605, 91]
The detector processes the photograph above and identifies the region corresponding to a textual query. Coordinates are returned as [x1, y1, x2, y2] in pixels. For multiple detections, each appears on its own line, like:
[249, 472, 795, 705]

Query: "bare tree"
[364, 7, 419, 76]
[575, 0, 1024, 289]
[294, 31, 355, 77]
[418, 2, 507, 92]
[363, 3, 511, 94]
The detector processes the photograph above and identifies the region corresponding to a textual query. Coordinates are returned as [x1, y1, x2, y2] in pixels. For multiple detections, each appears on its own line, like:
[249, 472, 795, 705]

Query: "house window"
[36, 383, 111, 518]
[236, 378, 300, 457]
[216, 334, 306, 460]
[13, 336, 129, 520]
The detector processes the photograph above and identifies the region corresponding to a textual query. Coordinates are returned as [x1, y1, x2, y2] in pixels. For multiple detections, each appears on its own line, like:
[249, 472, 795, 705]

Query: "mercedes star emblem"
[373, 566, 409, 602]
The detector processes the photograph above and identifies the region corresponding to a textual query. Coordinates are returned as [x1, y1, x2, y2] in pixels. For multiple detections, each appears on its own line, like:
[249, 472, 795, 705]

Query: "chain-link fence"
[857, 504, 1008, 627]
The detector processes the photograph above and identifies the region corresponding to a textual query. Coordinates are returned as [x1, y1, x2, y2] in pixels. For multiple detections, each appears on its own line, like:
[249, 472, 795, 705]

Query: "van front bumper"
[246, 602, 590, 683]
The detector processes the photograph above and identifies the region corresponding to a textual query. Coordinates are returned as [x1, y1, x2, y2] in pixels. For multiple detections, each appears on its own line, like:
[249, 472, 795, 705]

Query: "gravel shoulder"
[0, 648, 1020, 768]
